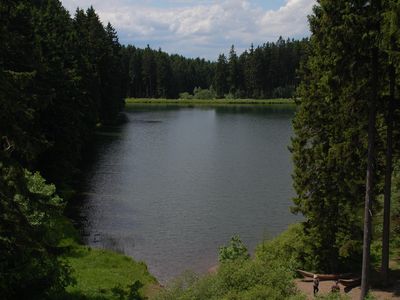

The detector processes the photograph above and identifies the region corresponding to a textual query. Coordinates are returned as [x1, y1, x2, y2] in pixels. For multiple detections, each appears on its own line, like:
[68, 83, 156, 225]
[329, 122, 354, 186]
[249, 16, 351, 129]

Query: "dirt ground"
[295, 278, 400, 299]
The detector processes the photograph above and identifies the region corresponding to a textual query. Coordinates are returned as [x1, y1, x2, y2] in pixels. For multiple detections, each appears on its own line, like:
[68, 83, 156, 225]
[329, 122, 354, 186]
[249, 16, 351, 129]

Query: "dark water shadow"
[65, 119, 128, 237]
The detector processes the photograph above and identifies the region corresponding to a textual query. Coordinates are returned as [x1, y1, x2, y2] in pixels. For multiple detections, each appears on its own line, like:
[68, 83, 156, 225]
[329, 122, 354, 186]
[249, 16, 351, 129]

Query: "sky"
[61, 0, 316, 60]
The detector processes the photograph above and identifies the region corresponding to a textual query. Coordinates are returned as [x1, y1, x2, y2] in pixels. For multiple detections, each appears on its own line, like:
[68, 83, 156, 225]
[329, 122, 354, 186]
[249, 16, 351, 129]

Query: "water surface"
[80, 105, 300, 283]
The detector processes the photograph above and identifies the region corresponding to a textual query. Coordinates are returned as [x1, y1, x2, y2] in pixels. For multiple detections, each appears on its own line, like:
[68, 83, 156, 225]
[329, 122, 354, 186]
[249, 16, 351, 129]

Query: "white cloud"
[61, 0, 316, 59]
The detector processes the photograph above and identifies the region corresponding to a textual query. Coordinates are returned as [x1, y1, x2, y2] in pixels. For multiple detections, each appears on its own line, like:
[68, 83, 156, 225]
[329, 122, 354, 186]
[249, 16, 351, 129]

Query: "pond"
[78, 105, 301, 283]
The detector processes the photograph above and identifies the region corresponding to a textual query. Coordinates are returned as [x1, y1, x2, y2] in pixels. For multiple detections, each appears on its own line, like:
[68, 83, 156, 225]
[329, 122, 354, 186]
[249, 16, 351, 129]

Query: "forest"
[124, 38, 307, 99]
[1, 0, 400, 299]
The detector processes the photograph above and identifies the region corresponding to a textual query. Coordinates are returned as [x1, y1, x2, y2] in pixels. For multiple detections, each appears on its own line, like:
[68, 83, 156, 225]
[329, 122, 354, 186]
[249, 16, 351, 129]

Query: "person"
[313, 274, 319, 295]
[331, 280, 340, 293]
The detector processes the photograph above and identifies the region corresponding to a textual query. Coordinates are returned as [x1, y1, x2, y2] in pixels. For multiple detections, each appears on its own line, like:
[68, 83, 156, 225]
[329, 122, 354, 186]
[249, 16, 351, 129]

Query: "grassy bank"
[125, 98, 295, 106]
[62, 246, 157, 299]
[53, 218, 157, 300]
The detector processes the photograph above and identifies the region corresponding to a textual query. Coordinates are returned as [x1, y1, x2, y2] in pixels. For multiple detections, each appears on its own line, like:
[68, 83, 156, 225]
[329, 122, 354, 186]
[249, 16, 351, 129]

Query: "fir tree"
[214, 54, 228, 98]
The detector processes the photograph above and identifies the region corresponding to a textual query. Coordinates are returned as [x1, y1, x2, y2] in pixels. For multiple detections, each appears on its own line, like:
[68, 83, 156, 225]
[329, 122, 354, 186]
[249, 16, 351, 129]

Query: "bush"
[154, 259, 302, 300]
[193, 87, 216, 99]
[219, 235, 250, 263]
[256, 223, 307, 271]
[179, 92, 192, 99]
[155, 230, 305, 300]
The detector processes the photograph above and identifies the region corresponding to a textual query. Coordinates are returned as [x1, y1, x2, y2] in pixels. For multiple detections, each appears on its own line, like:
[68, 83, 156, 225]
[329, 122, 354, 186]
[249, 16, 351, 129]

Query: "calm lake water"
[79, 105, 300, 283]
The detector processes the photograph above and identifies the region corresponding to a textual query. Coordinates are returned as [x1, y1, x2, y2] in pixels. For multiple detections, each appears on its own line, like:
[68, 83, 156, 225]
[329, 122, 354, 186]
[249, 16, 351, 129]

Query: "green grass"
[52, 217, 157, 299]
[61, 245, 157, 299]
[125, 98, 295, 106]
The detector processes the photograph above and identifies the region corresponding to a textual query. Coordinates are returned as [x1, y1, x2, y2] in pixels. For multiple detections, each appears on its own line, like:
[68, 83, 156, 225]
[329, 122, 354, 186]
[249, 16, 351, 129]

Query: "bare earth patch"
[295, 278, 400, 299]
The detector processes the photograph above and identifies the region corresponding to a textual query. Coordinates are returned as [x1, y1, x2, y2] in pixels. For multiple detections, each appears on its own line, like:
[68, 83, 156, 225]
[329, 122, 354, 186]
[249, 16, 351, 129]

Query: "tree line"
[123, 38, 308, 99]
[123, 46, 214, 99]
[291, 0, 400, 297]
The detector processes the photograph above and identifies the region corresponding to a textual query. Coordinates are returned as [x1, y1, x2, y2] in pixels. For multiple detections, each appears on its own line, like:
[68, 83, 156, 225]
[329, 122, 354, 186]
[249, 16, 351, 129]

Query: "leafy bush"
[219, 235, 250, 263]
[193, 87, 216, 99]
[179, 92, 192, 99]
[256, 224, 307, 271]
[155, 231, 305, 300]
[154, 259, 302, 300]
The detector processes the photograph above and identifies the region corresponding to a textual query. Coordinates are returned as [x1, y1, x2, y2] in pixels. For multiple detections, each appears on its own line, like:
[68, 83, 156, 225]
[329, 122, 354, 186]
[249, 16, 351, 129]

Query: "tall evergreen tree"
[142, 45, 157, 97]
[214, 54, 228, 98]
[227, 45, 241, 96]
[292, 0, 384, 274]
[156, 49, 173, 98]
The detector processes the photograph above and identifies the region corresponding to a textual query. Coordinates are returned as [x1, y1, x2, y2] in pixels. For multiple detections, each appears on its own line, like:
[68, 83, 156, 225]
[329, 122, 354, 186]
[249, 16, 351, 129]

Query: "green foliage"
[61, 246, 156, 300]
[155, 259, 301, 300]
[214, 54, 228, 98]
[366, 293, 378, 300]
[256, 224, 307, 271]
[125, 98, 294, 106]
[110, 281, 145, 300]
[218, 235, 250, 263]
[0, 163, 73, 299]
[179, 92, 193, 99]
[124, 38, 308, 99]
[219, 235, 250, 263]
[155, 228, 308, 300]
[193, 87, 216, 99]
[291, 0, 390, 273]
[127, 280, 145, 300]
[315, 293, 350, 300]
[0, 0, 127, 297]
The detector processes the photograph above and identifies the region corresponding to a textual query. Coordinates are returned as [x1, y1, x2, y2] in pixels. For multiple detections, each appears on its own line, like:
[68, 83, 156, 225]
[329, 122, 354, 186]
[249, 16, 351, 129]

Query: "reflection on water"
[77, 105, 300, 283]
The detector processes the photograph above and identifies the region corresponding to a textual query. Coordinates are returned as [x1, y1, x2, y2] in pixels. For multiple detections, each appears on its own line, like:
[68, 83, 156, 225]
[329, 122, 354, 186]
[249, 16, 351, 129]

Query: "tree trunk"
[360, 27, 379, 300]
[381, 59, 395, 285]
[360, 100, 377, 299]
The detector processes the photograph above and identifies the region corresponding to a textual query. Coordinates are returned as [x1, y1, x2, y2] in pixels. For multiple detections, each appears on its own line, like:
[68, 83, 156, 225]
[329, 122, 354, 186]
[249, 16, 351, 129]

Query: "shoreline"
[125, 97, 296, 106]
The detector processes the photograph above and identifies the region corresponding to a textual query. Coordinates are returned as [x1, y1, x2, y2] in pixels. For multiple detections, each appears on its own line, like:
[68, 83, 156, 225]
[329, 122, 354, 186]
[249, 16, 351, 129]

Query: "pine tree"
[156, 49, 173, 98]
[214, 54, 228, 98]
[227, 45, 241, 96]
[142, 45, 157, 97]
[292, 0, 384, 274]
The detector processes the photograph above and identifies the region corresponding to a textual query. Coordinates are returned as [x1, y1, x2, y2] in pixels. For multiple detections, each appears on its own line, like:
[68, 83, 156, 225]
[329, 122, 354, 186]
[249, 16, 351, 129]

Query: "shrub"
[193, 87, 216, 99]
[256, 223, 307, 271]
[219, 235, 250, 263]
[179, 92, 193, 99]
[154, 259, 301, 300]
[155, 230, 305, 300]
